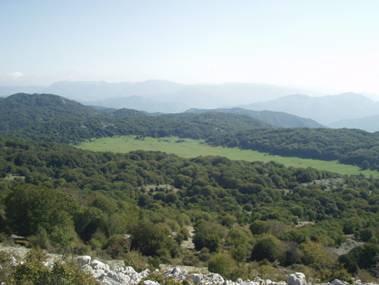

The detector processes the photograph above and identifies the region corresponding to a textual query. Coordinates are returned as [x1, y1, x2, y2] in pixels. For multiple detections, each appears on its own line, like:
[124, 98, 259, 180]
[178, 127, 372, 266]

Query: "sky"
[1, 0, 379, 95]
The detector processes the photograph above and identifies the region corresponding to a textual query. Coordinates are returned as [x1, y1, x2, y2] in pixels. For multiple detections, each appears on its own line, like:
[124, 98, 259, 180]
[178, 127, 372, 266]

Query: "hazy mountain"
[91, 95, 187, 113]
[186, 107, 324, 128]
[330, 115, 379, 132]
[0, 86, 44, 96]
[44, 80, 184, 101]
[42, 80, 313, 112]
[244, 93, 379, 124]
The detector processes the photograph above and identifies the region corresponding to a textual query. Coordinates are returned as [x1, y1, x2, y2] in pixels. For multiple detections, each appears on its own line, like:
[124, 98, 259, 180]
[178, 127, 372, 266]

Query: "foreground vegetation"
[0, 136, 379, 281]
[0, 249, 98, 284]
[78, 136, 379, 178]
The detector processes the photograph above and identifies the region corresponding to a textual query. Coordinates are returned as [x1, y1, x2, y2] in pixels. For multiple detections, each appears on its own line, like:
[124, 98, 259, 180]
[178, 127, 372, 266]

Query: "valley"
[78, 136, 379, 178]
[3, 2, 379, 284]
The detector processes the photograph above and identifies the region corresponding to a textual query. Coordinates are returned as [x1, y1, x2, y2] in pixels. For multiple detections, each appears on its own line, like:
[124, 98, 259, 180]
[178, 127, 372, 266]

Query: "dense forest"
[0, 135, 379, 280]
[0, 93, 269, 143]
[1, 93, 379, 171]
[208, 128, 379, 171]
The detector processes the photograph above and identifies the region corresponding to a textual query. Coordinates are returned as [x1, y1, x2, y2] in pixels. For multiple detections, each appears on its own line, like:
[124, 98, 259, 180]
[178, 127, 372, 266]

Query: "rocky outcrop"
[1, 248, 378, 285]
[74, 257, 301, 285]
[288, 273, 307, 285]
[74, 257, 379, 285]
[76, 256, 150, 285]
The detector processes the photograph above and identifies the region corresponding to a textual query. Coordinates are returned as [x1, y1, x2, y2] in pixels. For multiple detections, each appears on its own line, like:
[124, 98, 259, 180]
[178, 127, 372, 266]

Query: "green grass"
[77, 136, 379, 178]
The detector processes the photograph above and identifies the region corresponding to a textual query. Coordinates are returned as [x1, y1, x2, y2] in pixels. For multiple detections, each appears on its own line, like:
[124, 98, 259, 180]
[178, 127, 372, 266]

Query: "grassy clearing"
[77, 136, 379, 178]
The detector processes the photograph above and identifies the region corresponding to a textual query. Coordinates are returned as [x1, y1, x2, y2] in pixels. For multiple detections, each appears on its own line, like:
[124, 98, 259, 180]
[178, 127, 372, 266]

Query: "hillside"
[186, 108, 323, 128]
[208, 128, 379, 170]
[0, 93, 269, 142]
[245, 93, 379, 124]
[3, 93, 379, 171]
[1, 135, 379, 281]
[0, 93, 109, 141]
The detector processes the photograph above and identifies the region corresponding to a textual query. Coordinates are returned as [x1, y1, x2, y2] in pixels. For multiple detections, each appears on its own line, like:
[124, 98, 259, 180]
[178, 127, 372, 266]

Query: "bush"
[300, 241, 335, 269]
[251, 235, 282, 262]
[105, 234, 131, 258]
[208, 253, 237, 279]
[226, 226, 253, 262]
[282, 244, 303, 266]
[124, 250, 148, 272]
[7, 248, 98, 285]
[250, 221, 271, 235]
[131, 222, 177, 258]
[193, 221, 226, 252]
[339, 244, 379, 273]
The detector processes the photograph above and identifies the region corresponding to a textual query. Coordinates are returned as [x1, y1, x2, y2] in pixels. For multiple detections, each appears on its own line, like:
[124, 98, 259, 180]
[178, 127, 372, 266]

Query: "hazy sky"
[1, 0, 379, 94]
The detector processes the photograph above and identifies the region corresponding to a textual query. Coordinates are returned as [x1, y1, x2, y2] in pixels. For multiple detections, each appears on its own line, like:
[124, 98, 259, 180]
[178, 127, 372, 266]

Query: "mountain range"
[0, 80, 315, 112]
[244, 93, 379, 130]
[0, 93, 322, 140]
[329, 115, 379, 132]
[185, 107, 323, 128]
[2, 81, 379, 131]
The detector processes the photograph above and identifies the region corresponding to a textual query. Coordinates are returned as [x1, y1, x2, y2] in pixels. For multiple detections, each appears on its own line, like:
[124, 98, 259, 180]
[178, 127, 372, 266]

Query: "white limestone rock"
[330, 280, 349, 285]
[144, 281, 160, 285]
[288, 272, 307, 285]
[91, 259, 110, 272]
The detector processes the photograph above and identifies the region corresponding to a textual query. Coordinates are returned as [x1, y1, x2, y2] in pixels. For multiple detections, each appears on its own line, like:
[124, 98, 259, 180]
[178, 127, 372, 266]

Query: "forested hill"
[3, 93, 379, 171]
[186, 108, 324, 128]
[0, 93, 270, 142]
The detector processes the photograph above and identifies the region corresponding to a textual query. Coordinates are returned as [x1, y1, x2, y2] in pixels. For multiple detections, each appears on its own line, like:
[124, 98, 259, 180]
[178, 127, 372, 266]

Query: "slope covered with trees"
[185, 108, 324, 128]
[0, 136, 379, 280]
[2, 93, 379, 171]
[0, 93, 269, 143]
[208, 128, 379, 171]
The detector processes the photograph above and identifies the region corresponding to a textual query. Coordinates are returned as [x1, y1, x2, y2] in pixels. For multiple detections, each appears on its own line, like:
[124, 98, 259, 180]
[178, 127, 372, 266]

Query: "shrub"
[208, 253, 237, 279]
[105, 234, 131, 258]
[226, 226, 254, 262]
[131, 222, 177, 258]
[300, 241, 335, 269]
[251, 235, 282, 262]
[124, 250, 148, 272]
[339, 244, 379, 273]
[193, 221, 226, 252]
[7, 248, 98, 285]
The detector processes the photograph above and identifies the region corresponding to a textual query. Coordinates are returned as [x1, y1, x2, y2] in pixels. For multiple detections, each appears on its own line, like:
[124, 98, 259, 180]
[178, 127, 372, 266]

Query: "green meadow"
[78, 136, 379, 178]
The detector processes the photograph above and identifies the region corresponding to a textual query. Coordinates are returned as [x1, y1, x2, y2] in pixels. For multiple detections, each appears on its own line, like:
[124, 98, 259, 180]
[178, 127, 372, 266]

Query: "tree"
[193, 221, 226, 252]
[339, 244, 379, 273]
[226, 226, 253, 262]
[251, 235, 282, 262]
[131, 222, 177, 258]
[5, 187, 78, 239]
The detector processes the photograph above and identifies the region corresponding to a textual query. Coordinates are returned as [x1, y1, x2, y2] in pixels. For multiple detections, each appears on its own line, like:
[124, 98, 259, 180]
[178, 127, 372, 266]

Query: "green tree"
[131, 222, 177, 258]
[193, 221, 226, 252]
[208, 253, 237, 279]
[251, 235, 282, 262]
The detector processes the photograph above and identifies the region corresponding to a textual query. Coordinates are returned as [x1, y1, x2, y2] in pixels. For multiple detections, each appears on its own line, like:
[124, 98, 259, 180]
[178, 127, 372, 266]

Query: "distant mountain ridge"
[185, 107, 324, 128]
[0, 80, 315, 112]
[244, 93, 379, 125]
[330, 115, 379, 132]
